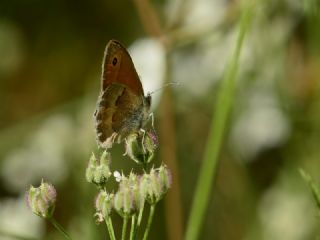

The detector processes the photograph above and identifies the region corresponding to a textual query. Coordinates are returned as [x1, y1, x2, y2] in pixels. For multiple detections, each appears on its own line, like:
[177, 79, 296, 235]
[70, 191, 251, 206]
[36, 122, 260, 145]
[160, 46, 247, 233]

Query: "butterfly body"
[94, 40, 151, 148]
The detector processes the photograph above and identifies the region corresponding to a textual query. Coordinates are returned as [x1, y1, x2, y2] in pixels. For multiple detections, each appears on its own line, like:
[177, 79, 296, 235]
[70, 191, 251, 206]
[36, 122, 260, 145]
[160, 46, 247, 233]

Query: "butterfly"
[94, 40, 151, 149]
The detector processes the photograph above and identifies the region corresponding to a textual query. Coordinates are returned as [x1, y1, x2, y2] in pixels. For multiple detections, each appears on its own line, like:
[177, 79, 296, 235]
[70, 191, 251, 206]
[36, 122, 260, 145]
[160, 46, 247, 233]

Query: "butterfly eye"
[112, 57, 118, 66]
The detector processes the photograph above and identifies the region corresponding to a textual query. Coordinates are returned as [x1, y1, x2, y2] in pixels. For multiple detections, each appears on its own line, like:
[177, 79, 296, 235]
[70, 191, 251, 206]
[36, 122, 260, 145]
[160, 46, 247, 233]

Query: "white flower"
[113, 171, 122, 182]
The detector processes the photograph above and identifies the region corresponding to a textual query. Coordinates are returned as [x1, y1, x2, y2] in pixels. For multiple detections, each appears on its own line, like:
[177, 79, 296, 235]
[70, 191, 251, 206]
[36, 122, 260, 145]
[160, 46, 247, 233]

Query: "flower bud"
[158, 164, 172, 191]
[113, 172, 145, 217]
[141, 164, 172, 205]
[26, 180, 57, 218]
[114, 175, 132, 217]
[125, 129, 158, 165]
[128, 172, 145, 211]
[95, 190, 114, 222]
[86, 151, 112, 186]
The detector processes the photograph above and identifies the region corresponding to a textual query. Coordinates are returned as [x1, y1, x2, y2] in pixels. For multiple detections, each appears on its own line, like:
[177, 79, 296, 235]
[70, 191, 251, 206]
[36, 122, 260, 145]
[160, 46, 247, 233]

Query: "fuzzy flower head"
[113, 172, 146, 217]
[127, 172, 146, 211]
[125, 129, 158, 165]
[95, 190, 114, 223]
[26, 180, 57, 218]
[141, 164, 172, 205]
[86, 151, 112, 186]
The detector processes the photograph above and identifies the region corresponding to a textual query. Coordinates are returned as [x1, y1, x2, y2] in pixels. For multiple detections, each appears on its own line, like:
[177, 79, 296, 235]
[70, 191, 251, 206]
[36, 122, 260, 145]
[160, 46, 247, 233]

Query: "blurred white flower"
[183, 0, 226, 27]
[258, 174, 316, 240]
[171, 29, 237, 98]
[230, 89, 290, 160]
[1, 115, 73, 192]
[129, 38, 166, 109]
[0, 196, 44, 239]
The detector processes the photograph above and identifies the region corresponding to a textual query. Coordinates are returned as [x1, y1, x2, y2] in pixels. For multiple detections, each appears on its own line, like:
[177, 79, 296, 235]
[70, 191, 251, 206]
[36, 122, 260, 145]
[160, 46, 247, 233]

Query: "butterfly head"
[145, 93, 152, 110]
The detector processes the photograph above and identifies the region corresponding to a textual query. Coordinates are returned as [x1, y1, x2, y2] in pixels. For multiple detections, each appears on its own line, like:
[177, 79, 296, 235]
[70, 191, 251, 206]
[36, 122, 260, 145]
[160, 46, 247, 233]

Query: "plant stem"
[137, 203, 145, 227]
[48, 217, 72, 240]
[129, 214, 137, 240]
[105, 217, 116, 240]
[159, 53, 184, 240]
[142, 204, 156, 240]
[184, 2, 254, 240]
[121, 216, 128, 240]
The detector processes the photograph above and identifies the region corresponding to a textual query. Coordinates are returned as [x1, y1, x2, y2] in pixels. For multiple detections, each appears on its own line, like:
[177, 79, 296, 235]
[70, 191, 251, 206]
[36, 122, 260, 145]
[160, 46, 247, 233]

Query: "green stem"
[137, 203, 145, 227]
[105, 216, 116, 240]
[142, 204, 156, 240]
[129, 214, 137, 240]
[184, 2, 254, 240]
[121, 216, 128, 240]
[48, 217, 72, 240]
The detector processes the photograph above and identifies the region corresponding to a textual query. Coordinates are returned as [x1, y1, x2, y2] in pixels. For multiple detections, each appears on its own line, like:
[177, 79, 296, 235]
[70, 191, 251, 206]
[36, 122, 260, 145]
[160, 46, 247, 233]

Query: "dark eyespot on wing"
[112, 57, 117, 66]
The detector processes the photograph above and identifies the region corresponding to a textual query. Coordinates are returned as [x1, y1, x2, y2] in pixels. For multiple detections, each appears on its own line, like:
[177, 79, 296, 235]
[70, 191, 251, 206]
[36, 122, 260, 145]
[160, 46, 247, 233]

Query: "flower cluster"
[26, 180, 57, 218]
[93, 165, 171, 222]
[86, 126, 172, 229]
[86, 151, 112, 186]
[141, 165, 172, 205]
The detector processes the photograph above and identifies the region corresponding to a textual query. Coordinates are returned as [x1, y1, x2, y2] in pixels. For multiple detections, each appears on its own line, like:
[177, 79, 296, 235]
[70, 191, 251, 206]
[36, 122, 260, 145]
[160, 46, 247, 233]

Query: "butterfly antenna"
[148, 82, 180, 95]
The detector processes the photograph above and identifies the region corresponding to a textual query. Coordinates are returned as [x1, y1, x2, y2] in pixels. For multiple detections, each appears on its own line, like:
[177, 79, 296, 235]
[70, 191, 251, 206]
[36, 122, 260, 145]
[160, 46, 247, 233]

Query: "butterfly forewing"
[102, 40, 144, 95]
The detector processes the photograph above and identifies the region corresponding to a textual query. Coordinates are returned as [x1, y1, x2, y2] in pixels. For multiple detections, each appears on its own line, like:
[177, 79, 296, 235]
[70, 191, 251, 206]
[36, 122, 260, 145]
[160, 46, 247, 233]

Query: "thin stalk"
[129, 214, 137, 240]
[105, 217, 116, 240]
[142, 204, 156, 240]
[121, 216, 128, 240]
[185, 2, 254, 240]
[48, 217, 72, 240]
[159, 53, 184, 240]
[137, 203, 145, 227]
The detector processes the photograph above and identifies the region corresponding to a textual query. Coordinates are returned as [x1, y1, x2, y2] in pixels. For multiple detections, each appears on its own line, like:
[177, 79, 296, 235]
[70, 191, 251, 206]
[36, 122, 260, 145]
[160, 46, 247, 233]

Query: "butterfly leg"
[149, 112, 154, 129]
[103, 132, 118, 149]
[139, 128, 146, 153]
[123, 138, 129, 156]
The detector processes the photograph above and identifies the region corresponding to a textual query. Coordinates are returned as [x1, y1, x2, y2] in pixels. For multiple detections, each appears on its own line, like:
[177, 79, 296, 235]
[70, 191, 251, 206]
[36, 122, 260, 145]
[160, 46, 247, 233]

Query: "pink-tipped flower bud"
[158, 164, 172, 191]
[114, 172, 146, 217]
[128, 172, 146, 211]
[86, 151, 112, 186]
[26, 180, 57, 218]
[141, 164, 172, 205]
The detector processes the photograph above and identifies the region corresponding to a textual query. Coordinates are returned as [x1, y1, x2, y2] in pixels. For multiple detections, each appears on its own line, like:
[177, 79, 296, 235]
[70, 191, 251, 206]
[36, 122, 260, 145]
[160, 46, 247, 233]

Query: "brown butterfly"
[94, 40, 151, 149]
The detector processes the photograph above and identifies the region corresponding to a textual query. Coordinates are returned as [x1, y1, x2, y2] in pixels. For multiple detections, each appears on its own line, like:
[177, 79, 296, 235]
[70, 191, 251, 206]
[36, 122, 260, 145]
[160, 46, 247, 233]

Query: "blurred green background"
[1, 0, 320, 240]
